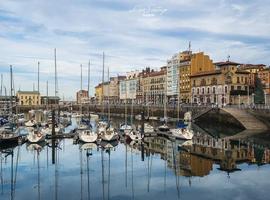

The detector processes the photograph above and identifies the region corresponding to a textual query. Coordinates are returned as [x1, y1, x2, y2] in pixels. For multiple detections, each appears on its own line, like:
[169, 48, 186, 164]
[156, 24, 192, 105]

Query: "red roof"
[215, 61, 240, 66]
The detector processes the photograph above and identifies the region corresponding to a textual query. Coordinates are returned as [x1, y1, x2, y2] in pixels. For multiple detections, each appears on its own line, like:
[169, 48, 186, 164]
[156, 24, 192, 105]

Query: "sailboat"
[158, 66, 170, 132]
[170, 74, 193, 140]
[100, 53, 118, 142]
[119, 83, 132, 133]
[78, 64, 97, 143]
[98, 52, 109, 133]
[27, 128, 46, 143]
[125, 99, 143, 141]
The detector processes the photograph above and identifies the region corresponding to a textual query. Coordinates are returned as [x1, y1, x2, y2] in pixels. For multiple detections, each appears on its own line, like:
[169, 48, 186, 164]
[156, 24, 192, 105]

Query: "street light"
[238, 94, 241, 108]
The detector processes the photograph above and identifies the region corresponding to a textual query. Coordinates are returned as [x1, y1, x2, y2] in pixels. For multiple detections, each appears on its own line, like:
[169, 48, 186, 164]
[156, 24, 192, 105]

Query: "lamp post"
[264, 91, 267, 107]
[238, 94, 241, 109]
[252, 93, 255, 105]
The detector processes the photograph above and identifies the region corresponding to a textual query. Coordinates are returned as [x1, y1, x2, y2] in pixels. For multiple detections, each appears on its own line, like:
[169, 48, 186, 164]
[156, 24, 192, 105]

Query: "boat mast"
[0, 74, 3, 96]
[108, 66, 110, 121]
[38, 61, 40, 93]
[10, 65, 13, 115]
[164, 66, 168, 124]
[46, 81, 48, 110]
[102, 52, 105, 118]
[125, 83, 127, 126]
[80, 64, 83, 115]
[54, 48, 58, 97]
[177, 68, 180, 122]
[88, 60, 90, 103]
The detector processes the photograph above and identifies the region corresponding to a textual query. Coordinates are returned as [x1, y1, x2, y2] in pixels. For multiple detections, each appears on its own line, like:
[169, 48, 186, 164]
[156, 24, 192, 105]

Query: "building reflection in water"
[141, 135, 270, 178]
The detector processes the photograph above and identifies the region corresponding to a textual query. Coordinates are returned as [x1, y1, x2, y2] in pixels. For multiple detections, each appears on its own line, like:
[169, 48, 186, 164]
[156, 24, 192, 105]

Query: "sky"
[0, 0, 270, 100]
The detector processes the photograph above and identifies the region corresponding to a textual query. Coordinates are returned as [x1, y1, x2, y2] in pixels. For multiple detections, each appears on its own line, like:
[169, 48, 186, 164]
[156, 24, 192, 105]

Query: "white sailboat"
[25, 119, 37, 127]
[125, 99, 143, 141]
[27, 129, 46, 143]
[119, 81, 132, 133]
[170, 74, 193, 140]
[77, 63, 97, 143]
[158, 66, 169, 132]
[100, 53, 118, 142]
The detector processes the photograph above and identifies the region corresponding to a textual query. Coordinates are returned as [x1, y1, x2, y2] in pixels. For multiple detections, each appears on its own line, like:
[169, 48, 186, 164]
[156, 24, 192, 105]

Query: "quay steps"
[222, 107, 268, 140]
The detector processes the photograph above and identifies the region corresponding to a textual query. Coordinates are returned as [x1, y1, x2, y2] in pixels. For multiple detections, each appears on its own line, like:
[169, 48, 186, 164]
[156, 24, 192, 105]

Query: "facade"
[258, 68, 270, 95]
[258, 68, 270, 104]
[190, 61, 250, 106]
[239, 64, 266, 87]
[119, 71, 140, 103]
[108, 76, 125, 103]
[76, 90, 89, 104]
[95, 84, 103, 104]
[142, 67, 166, 105]
[166, 53, 180, 100]
[179, 52, 215, 103]
[17, 91, 41, 106]
[0, 96, 16, 114]
[41, 96, 60, 105]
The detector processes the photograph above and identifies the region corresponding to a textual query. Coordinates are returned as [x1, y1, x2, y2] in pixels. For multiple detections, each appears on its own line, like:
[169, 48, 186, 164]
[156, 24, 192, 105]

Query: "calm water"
[1, 120, 270, 200]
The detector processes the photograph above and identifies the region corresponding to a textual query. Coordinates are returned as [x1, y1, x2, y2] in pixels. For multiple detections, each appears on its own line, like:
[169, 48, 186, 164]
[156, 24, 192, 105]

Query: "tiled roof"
[17, 91, 40, 94]
[190, 70, 222, 77]
[215, 61, 240, 66]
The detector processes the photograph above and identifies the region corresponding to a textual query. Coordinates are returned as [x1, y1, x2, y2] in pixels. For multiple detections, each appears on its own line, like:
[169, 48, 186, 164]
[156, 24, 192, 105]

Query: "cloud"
[0, 0, 269, 100]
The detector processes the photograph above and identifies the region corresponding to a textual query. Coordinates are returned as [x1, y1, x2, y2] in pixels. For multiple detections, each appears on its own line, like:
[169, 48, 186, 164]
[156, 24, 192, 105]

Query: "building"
[142, 67, 166, 105]
[239, 64, 266, 87]
[0, 95, 16, 114]
[107, 76, 125, 103]
[258, 67, 270, 104]
[166, 50, 215, 103]
[119, 71, 139, 103]
[17, 91, 41, 106]
[76, 90, 89, 104]
[41, 96, 60, 105]
[179, 51, 215, 103]
[166, 53, 181, 100]
[190, 61, 250, 105]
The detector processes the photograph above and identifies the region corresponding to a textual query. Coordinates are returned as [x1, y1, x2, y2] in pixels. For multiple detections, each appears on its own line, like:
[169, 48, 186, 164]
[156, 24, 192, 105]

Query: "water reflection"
[0, 133, 270, 200]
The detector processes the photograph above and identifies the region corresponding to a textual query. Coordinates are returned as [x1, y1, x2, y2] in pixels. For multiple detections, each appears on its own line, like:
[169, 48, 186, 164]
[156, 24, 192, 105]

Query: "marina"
[0, 110, 270, 200]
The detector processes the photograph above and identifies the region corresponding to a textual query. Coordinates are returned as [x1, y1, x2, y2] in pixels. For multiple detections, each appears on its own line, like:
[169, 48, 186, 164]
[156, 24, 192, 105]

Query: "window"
[225, 86, 228, 93]
[231, 86, 234, 90]
[237, 77, 240, 83]
[202, 88, 205, 94]
[213, 87, 216, 94]
[237, 86, 241, 90]
[207, 87, 210, 94]
[197, 88, 199, 94]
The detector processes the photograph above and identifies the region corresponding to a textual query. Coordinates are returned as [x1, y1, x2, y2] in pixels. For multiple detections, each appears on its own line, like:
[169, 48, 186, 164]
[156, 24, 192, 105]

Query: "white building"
[166, 54, 180, 99]
[119, 71, 139, 102]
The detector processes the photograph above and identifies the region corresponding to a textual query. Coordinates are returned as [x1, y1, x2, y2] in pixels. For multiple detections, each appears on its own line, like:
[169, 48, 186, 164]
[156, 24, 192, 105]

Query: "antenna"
[227, 55, 230, 62]
[188, 41, 191, 52]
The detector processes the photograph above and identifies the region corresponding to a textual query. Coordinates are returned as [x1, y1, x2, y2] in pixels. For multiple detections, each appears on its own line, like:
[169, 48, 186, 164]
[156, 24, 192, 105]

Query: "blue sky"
[0, 0, 269, 100]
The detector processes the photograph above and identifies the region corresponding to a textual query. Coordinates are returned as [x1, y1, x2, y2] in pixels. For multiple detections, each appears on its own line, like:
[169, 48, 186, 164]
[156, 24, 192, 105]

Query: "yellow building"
[190, 61, 250, 105]
[95, 83, 103, 104]
[179, 52, 215, 103]
[17, 91, 41, 106]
